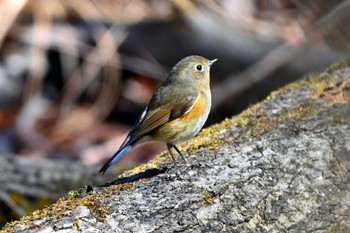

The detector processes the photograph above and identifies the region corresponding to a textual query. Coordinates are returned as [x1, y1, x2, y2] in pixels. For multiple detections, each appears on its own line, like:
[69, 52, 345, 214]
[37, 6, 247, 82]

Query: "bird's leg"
[167, 145, 178, 169]
[173, 145, 187, 164]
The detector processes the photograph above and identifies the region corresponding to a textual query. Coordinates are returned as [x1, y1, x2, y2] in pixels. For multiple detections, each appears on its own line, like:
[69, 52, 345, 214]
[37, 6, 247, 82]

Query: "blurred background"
[1, 0, 350, 227]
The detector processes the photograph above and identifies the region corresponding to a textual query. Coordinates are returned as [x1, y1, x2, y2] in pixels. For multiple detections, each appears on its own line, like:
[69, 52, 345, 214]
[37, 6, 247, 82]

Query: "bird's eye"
[196, 64, 202, 71]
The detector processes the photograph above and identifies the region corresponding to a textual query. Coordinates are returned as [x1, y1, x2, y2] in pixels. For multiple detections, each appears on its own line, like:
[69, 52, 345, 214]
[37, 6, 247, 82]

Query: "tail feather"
[99, 145, 132, 174]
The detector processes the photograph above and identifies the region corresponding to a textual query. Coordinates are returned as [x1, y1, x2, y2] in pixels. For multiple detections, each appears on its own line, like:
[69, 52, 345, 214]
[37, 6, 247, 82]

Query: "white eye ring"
[195, 64, 203, 71]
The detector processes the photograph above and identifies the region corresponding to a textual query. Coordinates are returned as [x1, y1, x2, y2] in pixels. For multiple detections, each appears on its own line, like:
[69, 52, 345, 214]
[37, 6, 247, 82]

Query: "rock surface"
[2, 60, 350, 232]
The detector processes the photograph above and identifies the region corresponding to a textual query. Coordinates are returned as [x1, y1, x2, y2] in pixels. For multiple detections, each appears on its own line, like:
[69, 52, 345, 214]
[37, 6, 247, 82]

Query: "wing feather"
[123, 91, 199, 146]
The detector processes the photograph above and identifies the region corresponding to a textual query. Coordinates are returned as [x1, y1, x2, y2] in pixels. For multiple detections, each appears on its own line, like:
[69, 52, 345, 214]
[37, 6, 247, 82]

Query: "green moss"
[306, 74, 337, 98]
[325, 59, 350, 73]
[0, 192, 55, 230]
[2, 187, 111, 232]
[266, 79, 307, 101]
[328, 219, 344, 233]
[66, 190, 80, 200]
[202, 190, 216, 205]
[332, 113, 347, 124]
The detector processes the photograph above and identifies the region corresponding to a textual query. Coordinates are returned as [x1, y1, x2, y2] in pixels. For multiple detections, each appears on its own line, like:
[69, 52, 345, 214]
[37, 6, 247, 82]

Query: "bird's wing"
[122, 91, 199, 146]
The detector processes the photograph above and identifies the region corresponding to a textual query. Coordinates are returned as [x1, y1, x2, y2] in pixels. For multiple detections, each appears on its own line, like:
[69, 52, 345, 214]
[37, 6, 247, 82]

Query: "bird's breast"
[153, 90, 211, 144]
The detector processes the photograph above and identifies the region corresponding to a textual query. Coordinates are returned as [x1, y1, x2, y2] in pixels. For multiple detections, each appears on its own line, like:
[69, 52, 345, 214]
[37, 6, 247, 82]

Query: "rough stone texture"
[2, 60, 350, 232]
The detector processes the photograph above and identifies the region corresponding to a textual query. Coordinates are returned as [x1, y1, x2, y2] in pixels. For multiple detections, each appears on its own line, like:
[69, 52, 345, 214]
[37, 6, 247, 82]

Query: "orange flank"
[182, 94, 205, 120]
[153, 93, 207, 142]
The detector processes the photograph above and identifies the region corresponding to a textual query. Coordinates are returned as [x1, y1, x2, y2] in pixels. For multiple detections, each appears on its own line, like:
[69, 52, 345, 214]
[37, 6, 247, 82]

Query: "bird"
[99, 55, 217, 174]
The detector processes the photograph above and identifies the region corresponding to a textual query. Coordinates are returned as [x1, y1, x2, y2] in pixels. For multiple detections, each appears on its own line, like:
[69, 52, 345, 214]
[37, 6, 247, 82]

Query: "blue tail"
[99, 145, 132, 174]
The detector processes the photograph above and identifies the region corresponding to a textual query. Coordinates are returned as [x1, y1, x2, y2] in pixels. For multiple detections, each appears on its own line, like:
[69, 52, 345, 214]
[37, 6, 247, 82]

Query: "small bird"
[99, 55, 217, 174]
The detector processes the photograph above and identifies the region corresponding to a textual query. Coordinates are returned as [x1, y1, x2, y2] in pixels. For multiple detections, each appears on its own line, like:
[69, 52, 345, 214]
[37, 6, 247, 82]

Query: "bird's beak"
[209, 59, 218, 67]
